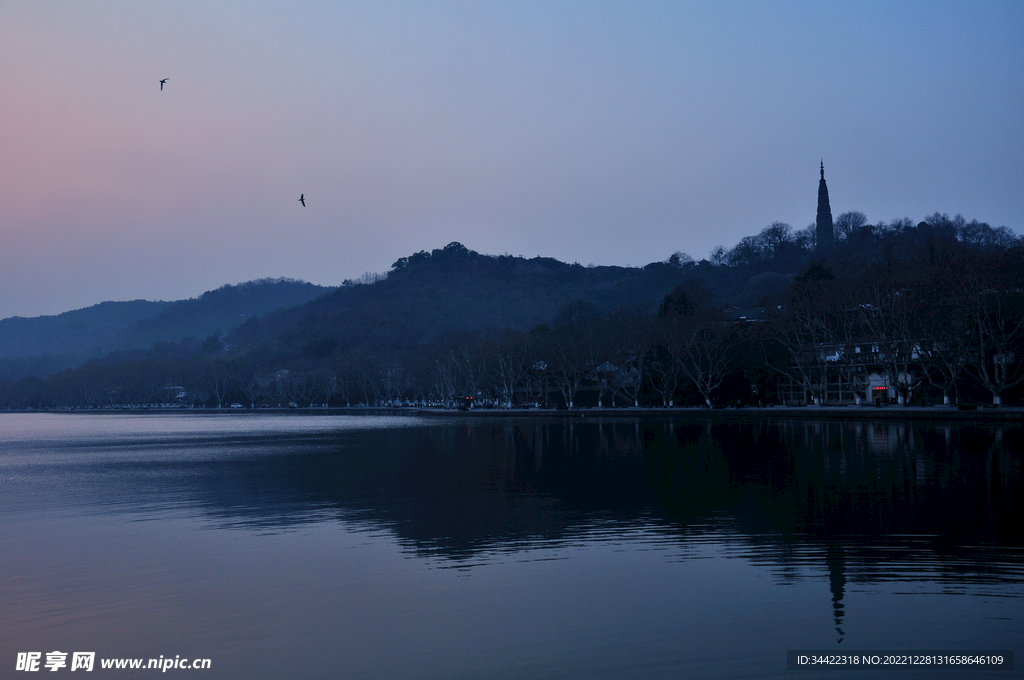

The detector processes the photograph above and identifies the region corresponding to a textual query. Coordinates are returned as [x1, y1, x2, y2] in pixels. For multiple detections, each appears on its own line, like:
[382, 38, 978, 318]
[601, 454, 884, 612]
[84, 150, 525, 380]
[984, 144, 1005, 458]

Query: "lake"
[1, 412, 1020, 678]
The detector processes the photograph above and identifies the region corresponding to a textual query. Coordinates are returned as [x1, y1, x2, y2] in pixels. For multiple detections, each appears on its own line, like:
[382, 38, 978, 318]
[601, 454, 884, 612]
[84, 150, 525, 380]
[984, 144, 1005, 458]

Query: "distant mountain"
[0, 278, 335, 379]
[126, 278, 336, 347]
[0, 299, 169, 360]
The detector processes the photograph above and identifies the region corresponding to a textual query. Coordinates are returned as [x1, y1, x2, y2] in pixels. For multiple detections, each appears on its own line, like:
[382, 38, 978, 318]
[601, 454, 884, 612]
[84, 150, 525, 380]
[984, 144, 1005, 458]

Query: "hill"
[231, 243, 722, 366]
[0, 278, 335, 380]
[0, 300, 169, 368]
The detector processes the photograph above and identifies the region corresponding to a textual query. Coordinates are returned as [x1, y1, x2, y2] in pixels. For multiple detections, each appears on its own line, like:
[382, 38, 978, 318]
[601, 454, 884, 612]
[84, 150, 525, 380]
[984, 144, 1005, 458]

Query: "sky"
[1, 1, 1022, 319]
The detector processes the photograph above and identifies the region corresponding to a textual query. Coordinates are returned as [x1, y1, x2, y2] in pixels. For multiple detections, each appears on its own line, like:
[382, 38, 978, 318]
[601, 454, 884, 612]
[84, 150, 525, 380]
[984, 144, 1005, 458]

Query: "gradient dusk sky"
[1, 1, 1021, 318]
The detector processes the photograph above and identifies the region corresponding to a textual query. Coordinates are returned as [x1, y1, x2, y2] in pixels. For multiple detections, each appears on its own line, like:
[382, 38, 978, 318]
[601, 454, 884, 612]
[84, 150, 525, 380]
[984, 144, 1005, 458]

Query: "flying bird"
[159, 78, 169, 91]
[299, 194, 305, 207]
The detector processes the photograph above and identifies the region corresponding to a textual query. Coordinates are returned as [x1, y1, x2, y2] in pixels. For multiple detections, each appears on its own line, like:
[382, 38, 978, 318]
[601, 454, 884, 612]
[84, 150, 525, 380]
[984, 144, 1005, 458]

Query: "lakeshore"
[7, 403, 1024, 423]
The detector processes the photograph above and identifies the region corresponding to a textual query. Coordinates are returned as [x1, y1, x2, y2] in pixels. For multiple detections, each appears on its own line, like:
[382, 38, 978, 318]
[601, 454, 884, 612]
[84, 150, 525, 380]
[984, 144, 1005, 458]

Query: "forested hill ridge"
[235, 214, 1021, 370]
[2, 211, 1022, 409]
[237, 242, 715, 365]
[0, 278, 334, 379]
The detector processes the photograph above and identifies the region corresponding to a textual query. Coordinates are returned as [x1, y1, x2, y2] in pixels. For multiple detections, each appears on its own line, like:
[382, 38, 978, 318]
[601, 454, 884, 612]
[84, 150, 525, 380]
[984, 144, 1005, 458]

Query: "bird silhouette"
[299, 194, 305, 207]
[159, 78, 168, 91]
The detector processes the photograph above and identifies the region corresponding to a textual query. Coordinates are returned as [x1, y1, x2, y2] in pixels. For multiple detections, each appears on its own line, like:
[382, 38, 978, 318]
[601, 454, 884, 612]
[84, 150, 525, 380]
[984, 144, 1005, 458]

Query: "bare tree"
[964, 259, 1024, 404]
[758, 221, 793, 259]
[287, 372, 316, 405]
[823, 284, 870, 405]
[548, 300, 600, 408]
[764, 274, 837, 405]
[608, 306, 653, 407]
[316, 371, 337, 406]
[834, 211, 868, 241]
[795, 223, 817, 251]
[544, 308, 643, 411]
[728, 235, 764, 266]
[494, 330, 530, 407]
[672, 319, 738, 407]
[709, 245, 728, 266]
[353, 361, 375, 405]
[180, 359, 212, 408]
[911, 273, 975, 405]
[376, 362, 410, 404]
[647, 344, 680, 407]
[448, 333, 493, 403]
[858, 273, 922, 405]
[332, 364, 354, 406]
[524, 358, 553, 407]
[209, 360, 234, 408]
[240, 371, 269, 408]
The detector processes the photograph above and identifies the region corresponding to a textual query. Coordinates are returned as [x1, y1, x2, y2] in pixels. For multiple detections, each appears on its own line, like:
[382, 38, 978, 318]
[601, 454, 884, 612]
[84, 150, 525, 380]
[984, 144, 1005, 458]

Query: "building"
[816, 161, 834, 248]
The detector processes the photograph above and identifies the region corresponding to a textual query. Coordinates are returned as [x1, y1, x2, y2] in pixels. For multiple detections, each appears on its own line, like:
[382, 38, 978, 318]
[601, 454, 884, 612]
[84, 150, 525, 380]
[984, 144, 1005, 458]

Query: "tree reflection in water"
[68, 416, 1019, 597]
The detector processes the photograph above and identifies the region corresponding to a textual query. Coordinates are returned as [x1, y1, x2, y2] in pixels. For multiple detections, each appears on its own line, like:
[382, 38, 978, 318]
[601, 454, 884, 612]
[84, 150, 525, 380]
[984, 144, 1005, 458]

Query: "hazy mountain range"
[0, 279, 334, 379]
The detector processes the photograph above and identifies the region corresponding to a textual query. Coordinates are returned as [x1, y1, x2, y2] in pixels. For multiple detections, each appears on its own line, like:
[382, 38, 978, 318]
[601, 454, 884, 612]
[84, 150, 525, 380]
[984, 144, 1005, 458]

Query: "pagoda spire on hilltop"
[816, 160, 834, 249]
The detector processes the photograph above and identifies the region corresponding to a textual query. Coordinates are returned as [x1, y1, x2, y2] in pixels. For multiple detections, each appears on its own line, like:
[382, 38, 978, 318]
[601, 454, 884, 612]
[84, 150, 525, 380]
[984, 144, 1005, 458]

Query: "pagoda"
[816, 161, 834, 248]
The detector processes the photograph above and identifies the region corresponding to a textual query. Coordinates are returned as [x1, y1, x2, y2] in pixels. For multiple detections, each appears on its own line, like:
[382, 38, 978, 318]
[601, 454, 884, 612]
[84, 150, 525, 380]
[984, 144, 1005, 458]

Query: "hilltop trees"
[834, 211, 868, 241]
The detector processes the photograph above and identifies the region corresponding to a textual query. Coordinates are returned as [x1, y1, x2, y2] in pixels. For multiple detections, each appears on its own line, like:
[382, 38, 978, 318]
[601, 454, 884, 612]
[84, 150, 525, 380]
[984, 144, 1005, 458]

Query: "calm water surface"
[0, 412, 1020, 679]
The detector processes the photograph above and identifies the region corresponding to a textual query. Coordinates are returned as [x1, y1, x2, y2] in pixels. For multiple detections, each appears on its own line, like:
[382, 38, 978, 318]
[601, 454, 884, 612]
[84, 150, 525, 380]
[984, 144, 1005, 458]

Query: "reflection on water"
[0, 413, 1020, 679]
[827, 544, 846, 643]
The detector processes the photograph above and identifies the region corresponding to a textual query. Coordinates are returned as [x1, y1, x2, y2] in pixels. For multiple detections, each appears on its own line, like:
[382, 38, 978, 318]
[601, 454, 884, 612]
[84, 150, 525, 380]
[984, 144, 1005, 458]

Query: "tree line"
[2, 213, 1022, 409]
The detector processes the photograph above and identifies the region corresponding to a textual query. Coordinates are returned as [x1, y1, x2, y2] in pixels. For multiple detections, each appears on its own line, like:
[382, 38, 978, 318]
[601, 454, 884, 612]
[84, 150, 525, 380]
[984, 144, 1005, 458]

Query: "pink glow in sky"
[1, 1, 1022, 318]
